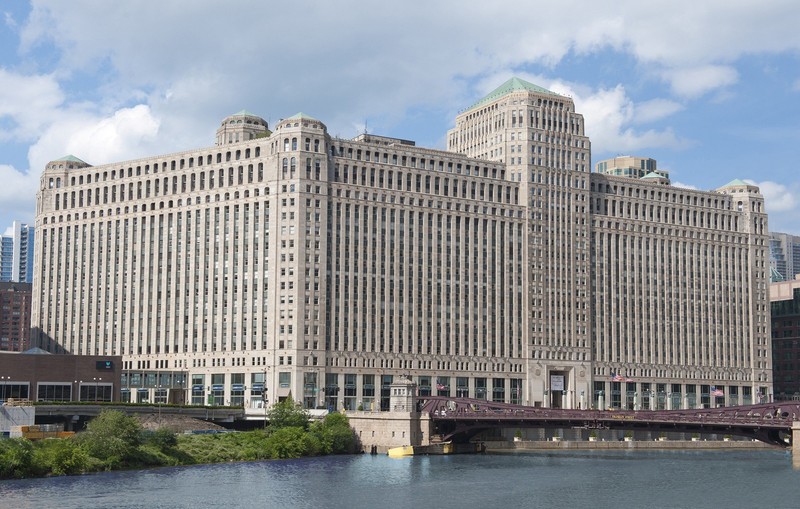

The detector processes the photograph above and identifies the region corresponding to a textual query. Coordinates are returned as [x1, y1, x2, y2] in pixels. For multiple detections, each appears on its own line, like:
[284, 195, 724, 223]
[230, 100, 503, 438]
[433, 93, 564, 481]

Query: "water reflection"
[1, 451, 799, 509]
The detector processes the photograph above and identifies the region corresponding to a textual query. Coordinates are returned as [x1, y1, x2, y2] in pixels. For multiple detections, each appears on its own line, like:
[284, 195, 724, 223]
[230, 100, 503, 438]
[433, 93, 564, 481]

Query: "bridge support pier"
[792, 421, 800, 461]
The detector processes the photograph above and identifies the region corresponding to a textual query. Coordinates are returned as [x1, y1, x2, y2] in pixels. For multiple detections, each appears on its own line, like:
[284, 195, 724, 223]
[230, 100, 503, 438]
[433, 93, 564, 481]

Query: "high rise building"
[0, 281, 32, 351]
[770, 274, 800, 400]
[0, 221, 35, 283]
[31, 78, 772, 409]
[769, 231, 800, 282]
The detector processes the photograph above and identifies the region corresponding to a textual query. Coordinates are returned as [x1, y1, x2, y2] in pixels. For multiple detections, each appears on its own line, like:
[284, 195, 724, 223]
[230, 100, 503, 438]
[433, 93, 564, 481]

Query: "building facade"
[770, 275, 800, 400]
[31, 78, 772, 410]
[1, 221, 35, 283]
[0, 281, 32, 351]
[0, 349, 121, 403]
[769, 231, 800, 282]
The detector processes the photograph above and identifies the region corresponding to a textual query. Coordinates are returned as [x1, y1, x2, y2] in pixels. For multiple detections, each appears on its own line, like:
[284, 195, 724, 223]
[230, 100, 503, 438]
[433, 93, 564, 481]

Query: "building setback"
[31, 78, 772, 410]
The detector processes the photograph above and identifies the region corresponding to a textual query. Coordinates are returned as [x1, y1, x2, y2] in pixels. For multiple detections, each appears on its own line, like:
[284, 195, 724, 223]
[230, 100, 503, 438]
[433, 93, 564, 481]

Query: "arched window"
[314, 139, 320, 152]
[290, 157, 296, 177]
[282, 158, 288, 178]
[284, 138, 289, 151]
[291, 138, 298, 150]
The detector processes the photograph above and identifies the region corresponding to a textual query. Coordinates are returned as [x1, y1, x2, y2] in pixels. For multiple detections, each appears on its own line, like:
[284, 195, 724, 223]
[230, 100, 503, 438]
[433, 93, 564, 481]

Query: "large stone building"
[1, 220, 35, 283]
[31, 78, 772, 410]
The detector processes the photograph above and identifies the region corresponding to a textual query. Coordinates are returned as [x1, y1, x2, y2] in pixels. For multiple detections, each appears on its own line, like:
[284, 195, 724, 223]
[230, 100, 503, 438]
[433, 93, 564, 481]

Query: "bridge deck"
[419, 397, 800, 447]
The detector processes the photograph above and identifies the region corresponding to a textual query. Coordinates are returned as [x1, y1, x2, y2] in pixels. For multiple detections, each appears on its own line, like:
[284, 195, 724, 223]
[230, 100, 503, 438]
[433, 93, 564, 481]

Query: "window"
[279, 372, 291, 388]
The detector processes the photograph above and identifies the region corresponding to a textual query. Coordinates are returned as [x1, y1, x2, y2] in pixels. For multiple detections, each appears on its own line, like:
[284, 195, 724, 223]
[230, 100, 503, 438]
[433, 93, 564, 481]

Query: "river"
[1, 449, 799, 508]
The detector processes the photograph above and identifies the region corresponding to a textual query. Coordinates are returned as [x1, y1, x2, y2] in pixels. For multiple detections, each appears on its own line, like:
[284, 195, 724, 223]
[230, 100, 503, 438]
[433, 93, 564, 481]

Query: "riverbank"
[486, 439, 777, 452]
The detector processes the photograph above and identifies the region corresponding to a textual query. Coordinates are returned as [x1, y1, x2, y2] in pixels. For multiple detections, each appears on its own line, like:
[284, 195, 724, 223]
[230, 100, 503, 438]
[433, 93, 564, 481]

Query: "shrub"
[0, 438, 36, 479]
[146, 428, 178, 452]
[33, 438, 89, 476]
[78, 410, 143, 467]
[264, 427, 320, 459]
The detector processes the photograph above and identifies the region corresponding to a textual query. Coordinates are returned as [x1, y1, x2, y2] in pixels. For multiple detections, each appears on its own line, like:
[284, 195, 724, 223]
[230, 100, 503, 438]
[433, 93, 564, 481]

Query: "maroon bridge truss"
[418, 396, 800, 447]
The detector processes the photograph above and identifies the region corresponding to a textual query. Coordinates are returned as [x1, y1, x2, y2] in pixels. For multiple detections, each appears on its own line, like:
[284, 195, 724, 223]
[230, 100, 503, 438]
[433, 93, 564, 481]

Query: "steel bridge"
[419, 397, 800, 447]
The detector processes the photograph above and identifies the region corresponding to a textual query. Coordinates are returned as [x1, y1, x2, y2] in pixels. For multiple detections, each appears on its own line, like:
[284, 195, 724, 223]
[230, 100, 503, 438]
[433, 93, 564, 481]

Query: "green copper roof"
[466, 77, 563, 111]
[231, 109, 260, 117]
[55, 155, 87, 164]
[287, 112, 319, 122]
[721, 178, 750, 188]
[641, 172, 664, 179]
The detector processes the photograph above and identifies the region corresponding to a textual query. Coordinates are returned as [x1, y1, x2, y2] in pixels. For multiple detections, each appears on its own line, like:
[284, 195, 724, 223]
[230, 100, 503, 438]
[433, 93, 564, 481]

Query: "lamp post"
[74, 380, 82, 402]
[263, 369, 268, 429]
[1, 376, 8, 402]
[93, 377, 102, 403]
[156, 384, 162, 424]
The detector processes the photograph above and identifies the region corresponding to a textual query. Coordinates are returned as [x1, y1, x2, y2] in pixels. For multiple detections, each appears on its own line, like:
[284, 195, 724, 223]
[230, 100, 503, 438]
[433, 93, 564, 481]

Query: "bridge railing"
[418, 396, 800, 428]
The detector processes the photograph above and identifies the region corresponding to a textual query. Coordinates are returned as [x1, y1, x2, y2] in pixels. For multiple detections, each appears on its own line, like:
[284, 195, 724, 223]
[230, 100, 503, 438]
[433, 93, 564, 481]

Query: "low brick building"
[0, 349, 121, 403]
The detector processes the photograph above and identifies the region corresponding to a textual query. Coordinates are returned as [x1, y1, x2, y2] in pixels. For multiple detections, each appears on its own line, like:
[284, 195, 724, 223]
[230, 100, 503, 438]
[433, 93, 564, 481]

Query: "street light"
[263, 369, 268, 429]
[1, 376, 8, 402]
[93, 377, 102, 403]
[74, 380, 82, 402]
[157, 384, 162, 425]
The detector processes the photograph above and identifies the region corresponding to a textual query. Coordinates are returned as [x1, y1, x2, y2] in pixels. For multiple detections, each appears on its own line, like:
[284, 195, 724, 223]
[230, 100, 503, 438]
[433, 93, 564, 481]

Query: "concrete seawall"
[487, 440, 777, 452]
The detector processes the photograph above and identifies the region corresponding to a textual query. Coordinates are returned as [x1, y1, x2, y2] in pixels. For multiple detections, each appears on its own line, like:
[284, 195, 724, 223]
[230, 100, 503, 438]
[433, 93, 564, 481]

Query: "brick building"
[0, 281, 32, 351]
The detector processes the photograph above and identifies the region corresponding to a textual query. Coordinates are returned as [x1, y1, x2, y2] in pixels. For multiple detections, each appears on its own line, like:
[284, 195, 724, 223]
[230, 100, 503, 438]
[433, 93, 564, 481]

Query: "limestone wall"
[345, 411, 431, 451]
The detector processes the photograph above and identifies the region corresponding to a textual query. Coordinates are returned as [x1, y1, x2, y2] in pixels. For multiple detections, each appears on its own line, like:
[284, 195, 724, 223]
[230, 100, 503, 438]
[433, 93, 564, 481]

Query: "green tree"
[78, 409, 143, 467]
[311, 412, 358, 454]
[266, 398, 310, 431]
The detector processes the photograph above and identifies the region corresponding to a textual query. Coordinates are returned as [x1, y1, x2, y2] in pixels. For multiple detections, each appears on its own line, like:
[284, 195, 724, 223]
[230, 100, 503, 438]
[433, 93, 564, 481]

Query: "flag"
[436, 384, 447, 391]
[611, 373, 624, 382]
[710, 386, 724, 397]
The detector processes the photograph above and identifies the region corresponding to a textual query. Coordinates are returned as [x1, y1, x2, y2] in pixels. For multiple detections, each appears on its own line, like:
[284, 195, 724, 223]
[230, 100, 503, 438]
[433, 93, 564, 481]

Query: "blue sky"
[1, 0, 800, 234]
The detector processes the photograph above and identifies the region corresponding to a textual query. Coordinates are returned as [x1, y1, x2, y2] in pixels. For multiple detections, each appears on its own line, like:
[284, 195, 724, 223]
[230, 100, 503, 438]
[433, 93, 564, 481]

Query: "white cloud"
[672, 181, 699, 190]
[744, 180, 798, 213]
[0, 69, 64, 141]
[573, 85, 686, 154]
[662, 65, 739, 98]
[29, 105, 160, 174]
[0, 164, 39, 223]
[633, 99, 684, 124]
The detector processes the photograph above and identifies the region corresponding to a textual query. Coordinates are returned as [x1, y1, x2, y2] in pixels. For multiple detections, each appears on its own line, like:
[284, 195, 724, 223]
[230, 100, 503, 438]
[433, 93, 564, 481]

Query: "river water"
[1, 449, 799, 509]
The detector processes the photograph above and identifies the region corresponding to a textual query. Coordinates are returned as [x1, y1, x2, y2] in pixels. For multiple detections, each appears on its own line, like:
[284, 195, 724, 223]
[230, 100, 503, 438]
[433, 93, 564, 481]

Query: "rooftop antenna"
[363, 119, 368, 135]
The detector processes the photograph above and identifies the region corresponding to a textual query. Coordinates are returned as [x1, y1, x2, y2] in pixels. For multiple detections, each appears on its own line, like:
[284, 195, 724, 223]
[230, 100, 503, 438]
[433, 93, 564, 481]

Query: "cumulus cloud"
[744, 180, 798, 213]
[573, 85, 686, 154]
[672, 181, 699, 190]
[29, 105, 160, 174]
[663, 65, 739, 98]
[0, 164, 39, 223]
[0, 69, 64, 141]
